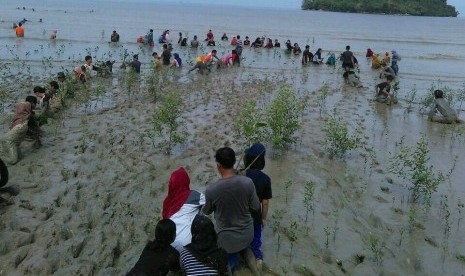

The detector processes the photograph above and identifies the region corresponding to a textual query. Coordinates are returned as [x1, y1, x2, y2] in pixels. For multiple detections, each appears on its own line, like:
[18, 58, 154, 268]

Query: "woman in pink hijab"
[162, 167, 205, 252]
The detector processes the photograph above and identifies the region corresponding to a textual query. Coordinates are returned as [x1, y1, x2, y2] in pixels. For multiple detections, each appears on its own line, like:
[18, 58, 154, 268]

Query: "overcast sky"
[160, 0, 465, 15]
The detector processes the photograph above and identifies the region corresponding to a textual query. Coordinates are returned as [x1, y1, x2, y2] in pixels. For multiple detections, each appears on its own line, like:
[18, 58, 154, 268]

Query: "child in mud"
[244, 143, 272, 271]
[428, 90, 459, 124]
[126, 219, 180, 276]
[375, 75, 397, 104]
[188, 50, 219, 74]
[302, 45, 313, 65]
[0, 96, 41, 165]
[218, 50, 237, 68]
[83, 56, 100, 79]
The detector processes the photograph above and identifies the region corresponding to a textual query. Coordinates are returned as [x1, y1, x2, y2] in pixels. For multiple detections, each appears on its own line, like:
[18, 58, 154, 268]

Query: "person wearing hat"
[244, 143, 272, 271]
[428, 90, 459, 124]
[110, 30, 119, 42]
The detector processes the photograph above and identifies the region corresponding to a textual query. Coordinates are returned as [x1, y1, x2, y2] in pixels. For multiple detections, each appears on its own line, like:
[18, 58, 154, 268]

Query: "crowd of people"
[127, 145, 271, 275]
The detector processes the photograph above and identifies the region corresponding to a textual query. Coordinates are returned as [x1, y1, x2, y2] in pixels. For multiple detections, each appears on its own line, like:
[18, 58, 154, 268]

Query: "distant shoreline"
[301, 8, 459, 18]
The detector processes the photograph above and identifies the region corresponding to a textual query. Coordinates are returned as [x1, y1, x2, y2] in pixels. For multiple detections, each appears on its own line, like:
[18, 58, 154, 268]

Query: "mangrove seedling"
[322, 114, 361, 158]
[266, 85, 306, 152]
[303, 180, 315, 223]
[389, 135, 445, 205]
[370, 234, 383, 266]
[150, 91, 187, 154]
[324, 226, 331, 248]
[284, 179, 293, 205]
[232, 101, 268, 148]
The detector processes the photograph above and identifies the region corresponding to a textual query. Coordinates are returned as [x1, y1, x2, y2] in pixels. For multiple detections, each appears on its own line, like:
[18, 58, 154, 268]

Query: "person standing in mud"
[428, 90, 458, 124]
[124, 54, 142, 73]
[244, 143, 272, 271]
[15, 22, 24, 37]
[203, 147, 261, 274]
[0, 96, 41, 165]
[110, 30, 120, 42]
[83, 56, 100, 79]
[341, 45, 355, 71]
[161, 44, 172, 66]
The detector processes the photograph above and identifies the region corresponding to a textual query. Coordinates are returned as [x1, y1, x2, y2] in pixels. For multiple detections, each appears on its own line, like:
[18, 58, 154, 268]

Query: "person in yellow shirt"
[15, 23, 24, 37]
[371, 54, 381, 69]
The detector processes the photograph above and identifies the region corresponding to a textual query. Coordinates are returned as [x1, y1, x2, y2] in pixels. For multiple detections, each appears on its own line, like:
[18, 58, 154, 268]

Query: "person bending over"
[428, 89, 459, 124]
[375, 75, 396, 104]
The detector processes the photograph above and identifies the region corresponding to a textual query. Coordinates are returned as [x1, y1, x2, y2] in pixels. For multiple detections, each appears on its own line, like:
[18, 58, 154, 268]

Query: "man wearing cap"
[244, 143, 272, 270]
[111, 30, 120, 42]
[203, 147, 260, 274]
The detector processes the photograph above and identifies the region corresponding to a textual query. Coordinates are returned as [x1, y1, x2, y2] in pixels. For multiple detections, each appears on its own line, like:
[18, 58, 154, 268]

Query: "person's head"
[152, 52, 158, 57]
[162, 44, 167, 49]
[85, 55, 92, 64]
[152, 219, 176, 249]
[190, 214, 217, 249]
[25, 95, 38, 108]
[193, 35, 197, 40]
[245, 36, 249, 40]
[57, 72, 66, 82]
[209, 29, 212, 32]
[211, 49, 217, 57]
[179, 32, 182, 36]
[232, 49, 237, 55]
[18, 22, 22, 27]
[150, 29, 153, 33]
[49, 81, 59, 91]
[434, 89, 444, 99]
[236, 35, 240, 39]
[215, 147, 236, 169]
[133, 54, 138, 60]
[113, 30, 116, 34]
[173, 53, 180, 59]
[385, 52, 389, 56]
[305, 45, 310, 49]
[244, 143, 266, 170]
[318, 48, 322, 52]
[346, 45, 350, 50]
[33, 86, 46, 96]
[386, 75, 394, 82]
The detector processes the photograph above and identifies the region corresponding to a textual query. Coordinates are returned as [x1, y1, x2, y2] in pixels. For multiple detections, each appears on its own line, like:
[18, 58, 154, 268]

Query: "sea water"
[0, 0, 464, 95]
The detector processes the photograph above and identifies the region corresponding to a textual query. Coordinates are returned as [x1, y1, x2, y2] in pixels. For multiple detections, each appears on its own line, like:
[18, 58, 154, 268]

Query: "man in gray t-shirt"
[203, 147, 260, 273]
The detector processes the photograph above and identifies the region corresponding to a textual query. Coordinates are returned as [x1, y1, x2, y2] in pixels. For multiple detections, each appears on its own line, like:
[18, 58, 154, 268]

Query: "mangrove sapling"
[266, 85, 306, 152]
[150, 91, 187, 154]
[324, 226, 331, 248]
[316, 83, 329, 116]
[389, 135, 445, 205]
[405, 85, 417, 113]
[285, 221, 298, 263]
[369, 234, 384, 266]
[232, 101, 268, 148]
[303, 180, 315, 223]
[284, 180, 293, 205]
[271, 210, 284, 252]
[398, 227, 405, 246]
[322, 114, 361, 158]
[457, 200, 465, 232]
[440, 195, 451, 259]
[144, 66, 162, 102]
[122, 68, 139, 99]
[0, 85, 9, 113]
[408, 204, 417, 233]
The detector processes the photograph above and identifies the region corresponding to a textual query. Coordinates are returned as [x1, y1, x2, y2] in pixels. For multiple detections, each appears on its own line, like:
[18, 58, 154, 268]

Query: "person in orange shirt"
[188, 50, 219, 74]
[15, 23, 24, 37]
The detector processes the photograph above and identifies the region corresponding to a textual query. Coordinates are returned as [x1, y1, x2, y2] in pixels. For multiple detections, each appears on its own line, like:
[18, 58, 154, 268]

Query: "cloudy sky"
[158, 0, 465, 15]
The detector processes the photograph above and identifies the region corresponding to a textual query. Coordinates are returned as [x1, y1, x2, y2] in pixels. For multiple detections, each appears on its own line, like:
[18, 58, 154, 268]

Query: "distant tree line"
[301, 0, 458, 17]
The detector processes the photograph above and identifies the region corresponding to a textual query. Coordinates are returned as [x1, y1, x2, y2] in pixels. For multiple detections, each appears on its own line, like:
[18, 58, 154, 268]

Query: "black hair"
[215, 147, 236, 169]
[19, 23, 22, 27]
[26, 95, 37, 104]
[193, 35, 197, 39]
[85, 55, 92, 62]
[49, 81, 59, 90]
[150, 219, 176, 251]
[162, 44, 167, 49]
[33, 86, 45, 93]
[150, 29, 153, 32]
[152, 52, 158, 57]
[305, 45, 310, 49]
[434, 89, 444, 99]
[237, 35, 240, 39]
[386, 75, 394, 81]
[212, 50, 217, 53]
[244, 153, 265, 170]
[346, 45, 350, 50]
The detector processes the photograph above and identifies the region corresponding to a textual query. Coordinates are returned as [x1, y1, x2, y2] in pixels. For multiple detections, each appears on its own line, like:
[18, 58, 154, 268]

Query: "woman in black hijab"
[181, 215, 229, 275]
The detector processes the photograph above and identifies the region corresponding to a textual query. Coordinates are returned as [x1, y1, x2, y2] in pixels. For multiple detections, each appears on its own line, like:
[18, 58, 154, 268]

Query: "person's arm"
[261, 199, 269, 227]
[202, 190, 213, 215]
[375, 85, 379, 96]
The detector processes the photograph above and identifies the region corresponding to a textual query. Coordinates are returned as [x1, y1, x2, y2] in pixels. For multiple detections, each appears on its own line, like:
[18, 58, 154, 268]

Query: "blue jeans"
[250, 223, 263, 260]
